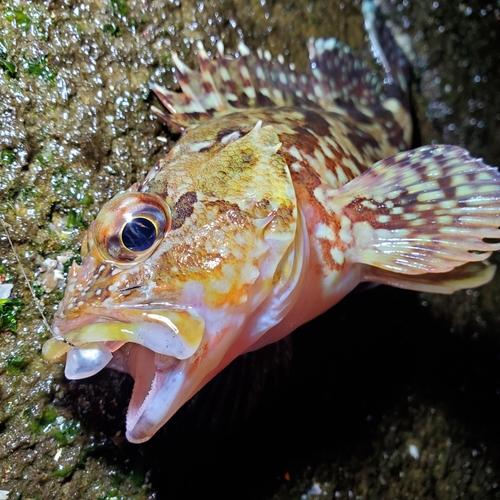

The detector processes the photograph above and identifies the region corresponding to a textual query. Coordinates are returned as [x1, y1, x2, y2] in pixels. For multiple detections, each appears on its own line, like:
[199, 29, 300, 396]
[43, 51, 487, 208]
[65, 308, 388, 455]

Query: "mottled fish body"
[43, 1, 500, 443]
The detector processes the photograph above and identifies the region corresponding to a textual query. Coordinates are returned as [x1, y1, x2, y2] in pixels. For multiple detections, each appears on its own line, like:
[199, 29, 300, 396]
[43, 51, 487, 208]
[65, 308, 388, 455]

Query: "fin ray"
[362, 0, 410, 110]
[307, 37, 382, 108]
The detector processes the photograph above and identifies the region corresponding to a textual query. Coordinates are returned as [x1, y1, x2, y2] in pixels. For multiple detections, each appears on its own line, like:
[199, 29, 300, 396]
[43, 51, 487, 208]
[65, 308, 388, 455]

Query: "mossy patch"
[0, 297, 22, 332]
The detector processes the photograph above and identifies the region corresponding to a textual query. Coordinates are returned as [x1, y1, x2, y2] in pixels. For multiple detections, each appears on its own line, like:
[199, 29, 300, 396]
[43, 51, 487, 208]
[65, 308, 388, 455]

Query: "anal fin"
[362, 261, 497, 294]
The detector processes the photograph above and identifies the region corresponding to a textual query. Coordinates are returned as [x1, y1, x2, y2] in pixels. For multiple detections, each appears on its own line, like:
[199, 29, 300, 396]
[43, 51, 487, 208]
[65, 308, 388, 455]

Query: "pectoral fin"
[324, 145, 500, 290]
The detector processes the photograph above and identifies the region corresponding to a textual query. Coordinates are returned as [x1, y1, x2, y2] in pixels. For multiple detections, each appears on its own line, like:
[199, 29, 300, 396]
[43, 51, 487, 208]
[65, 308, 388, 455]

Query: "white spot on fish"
[185, 140, 214, 152]
[402, 212, 418, 220]
[436, 215, 454, 225]
[339, 215, 353, 244]
[335, 166, 349, 185]
[330, 248, 345, 265]
[220, 132, 241, 145]
[287, 145, 303, 161]
[377, 215, 391, 224]
[316, 222, 335, 240]
[220, 67, 231, 82]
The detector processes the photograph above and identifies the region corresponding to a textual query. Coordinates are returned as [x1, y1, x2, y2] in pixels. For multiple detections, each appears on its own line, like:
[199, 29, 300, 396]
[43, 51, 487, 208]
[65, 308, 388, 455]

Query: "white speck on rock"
[409, 443, 420, 459]
[0, 283, 13, 299]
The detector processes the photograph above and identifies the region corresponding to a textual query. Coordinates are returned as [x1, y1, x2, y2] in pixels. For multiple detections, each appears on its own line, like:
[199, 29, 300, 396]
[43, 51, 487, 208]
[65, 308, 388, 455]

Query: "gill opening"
[0, 216, 77, 349]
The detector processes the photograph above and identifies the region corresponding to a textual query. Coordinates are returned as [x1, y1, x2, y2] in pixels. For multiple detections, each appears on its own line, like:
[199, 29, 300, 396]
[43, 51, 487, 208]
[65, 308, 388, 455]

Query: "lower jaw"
[122, 344, 188, 443]
[44, 313, 207, 442]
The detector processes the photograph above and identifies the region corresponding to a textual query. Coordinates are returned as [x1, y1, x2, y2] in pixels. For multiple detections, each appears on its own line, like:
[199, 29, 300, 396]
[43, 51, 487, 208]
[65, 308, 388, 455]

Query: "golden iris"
[91, 192, 171, 264]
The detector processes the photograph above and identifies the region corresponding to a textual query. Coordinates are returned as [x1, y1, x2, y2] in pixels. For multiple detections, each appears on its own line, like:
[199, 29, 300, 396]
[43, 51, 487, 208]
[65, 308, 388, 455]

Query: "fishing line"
[0, 216, 77, 347]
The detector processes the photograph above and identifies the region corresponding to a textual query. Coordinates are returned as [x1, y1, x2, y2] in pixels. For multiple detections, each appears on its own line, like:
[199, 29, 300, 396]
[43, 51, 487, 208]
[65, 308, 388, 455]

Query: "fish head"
[44, 119, 299, 442]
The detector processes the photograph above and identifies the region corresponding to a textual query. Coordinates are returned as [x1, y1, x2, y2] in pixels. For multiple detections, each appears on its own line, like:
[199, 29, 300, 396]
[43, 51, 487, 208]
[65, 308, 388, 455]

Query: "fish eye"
[121, 217, 158, 252]
[91, 192, 171, 265]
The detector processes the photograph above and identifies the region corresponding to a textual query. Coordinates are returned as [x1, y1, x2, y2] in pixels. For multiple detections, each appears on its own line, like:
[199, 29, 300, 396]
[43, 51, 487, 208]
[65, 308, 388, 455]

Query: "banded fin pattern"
[363, 0, 410, 110]
[152, 36, 386, 131]
[323, 145, 500, 274]
[307, 37, 381, 108]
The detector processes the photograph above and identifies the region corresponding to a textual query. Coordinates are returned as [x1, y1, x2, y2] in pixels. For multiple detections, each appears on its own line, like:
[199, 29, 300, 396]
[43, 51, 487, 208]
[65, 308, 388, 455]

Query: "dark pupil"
[122, 217, 157, 252]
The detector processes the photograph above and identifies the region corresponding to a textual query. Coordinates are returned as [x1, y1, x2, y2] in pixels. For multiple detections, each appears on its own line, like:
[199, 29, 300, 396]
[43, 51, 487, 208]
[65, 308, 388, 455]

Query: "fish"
[42, 0, 500, 443]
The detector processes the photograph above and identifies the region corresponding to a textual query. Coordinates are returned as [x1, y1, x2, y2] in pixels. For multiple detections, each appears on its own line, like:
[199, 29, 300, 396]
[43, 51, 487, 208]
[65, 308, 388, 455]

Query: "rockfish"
[43, 1, 500, 443]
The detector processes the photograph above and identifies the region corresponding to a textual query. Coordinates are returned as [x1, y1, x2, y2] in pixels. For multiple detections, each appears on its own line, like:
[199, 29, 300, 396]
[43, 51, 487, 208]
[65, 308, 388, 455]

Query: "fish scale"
[42, 0, 500, 443]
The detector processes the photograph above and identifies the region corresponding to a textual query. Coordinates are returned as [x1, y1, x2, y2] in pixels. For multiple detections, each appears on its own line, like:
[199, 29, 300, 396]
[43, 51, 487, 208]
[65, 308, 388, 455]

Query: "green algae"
[29, 405, 57, 431]
[26, 54, 57, 83]
[51, 417, 81, 446]
[6, 353, 28, 375]
[0, 150, 16, 166]
[0, 298, 22, 332]
[4, 7, 32, 31]
[52, 464, 73, 478]
[66, 209, 88, 230]
[0, 59, 16, 78]
[102, 22, 124, 38]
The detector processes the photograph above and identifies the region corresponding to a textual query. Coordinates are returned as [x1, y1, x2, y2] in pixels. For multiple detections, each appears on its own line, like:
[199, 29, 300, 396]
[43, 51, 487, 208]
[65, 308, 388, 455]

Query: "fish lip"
[52, 309, 123, 337]
[45, 306, 206, 368]
[52, 302, 186, 335]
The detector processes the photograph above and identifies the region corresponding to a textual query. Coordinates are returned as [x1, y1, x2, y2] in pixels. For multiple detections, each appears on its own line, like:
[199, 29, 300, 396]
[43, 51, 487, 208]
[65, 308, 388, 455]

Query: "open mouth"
[43, 309, 205, 443]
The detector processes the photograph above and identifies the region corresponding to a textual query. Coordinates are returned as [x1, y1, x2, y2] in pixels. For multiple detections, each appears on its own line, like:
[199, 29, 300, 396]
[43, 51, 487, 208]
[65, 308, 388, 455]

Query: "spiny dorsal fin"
[152, 36, 386, 131]
[151, 0, 411, 132]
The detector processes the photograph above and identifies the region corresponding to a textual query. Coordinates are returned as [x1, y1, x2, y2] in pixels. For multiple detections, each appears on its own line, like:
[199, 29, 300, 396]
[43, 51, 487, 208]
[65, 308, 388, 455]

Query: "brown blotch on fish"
[301, 109, 333, 137]
[346, 126, 380, 155]
[343, 197, 392, 227]
[171, 191, 198, 230]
